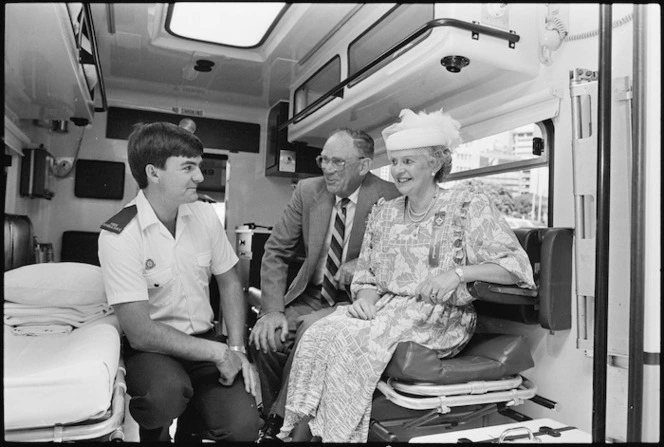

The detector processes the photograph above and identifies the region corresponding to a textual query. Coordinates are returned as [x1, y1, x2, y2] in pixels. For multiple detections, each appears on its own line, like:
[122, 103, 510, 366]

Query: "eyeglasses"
[315, 155, 365, 171]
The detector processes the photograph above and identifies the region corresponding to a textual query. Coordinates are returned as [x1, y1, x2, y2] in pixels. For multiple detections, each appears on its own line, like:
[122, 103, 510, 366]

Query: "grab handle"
[498, 427, 541, 443]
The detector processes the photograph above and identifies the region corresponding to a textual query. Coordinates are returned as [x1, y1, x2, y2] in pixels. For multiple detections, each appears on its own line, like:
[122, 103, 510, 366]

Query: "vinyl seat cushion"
[383, 334, 534, 385]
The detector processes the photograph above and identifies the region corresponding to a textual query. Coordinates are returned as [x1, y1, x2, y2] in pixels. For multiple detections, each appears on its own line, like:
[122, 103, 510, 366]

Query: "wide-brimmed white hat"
[382, 108, 461, 152]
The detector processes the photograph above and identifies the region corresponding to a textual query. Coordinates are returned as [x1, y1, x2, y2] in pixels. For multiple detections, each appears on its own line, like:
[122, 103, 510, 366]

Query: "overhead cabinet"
[287, 4, 541, 149]
[4, 3, 106, 124]
[266, 102, 322, 179]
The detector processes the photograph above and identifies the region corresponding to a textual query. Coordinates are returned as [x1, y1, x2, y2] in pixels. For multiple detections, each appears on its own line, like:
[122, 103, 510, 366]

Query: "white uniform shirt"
[313, 186, 361, 285]
[98, 190, 238, 335]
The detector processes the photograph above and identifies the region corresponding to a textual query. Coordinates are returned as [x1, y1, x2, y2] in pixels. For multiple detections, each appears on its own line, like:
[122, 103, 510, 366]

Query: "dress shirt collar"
[134, 189, 193, 232]
[335, 185, 361, 207]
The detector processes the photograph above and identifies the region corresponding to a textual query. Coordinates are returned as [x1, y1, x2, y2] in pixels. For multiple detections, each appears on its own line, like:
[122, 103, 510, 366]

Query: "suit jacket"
[260, 172, 400, 314]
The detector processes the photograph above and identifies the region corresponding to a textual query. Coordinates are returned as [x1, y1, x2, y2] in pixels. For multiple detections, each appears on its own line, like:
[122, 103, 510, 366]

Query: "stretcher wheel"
[109, 429, 125, 442]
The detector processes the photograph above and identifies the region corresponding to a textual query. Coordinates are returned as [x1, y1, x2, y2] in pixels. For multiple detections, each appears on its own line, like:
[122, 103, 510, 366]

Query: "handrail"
[279, 18, 520, 131]
[592, 4, 612, 443]
[627, 5, 646, 442]
[83, 4, 108, 113]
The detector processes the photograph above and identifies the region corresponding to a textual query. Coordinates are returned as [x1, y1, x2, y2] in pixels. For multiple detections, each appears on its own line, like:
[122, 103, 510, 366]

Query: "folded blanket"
[4, 303, 114, 328]
[11, 324, 74, 336]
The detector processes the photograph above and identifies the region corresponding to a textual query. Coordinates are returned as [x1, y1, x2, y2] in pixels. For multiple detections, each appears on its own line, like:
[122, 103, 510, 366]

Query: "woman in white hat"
[278, 109, 535, 443]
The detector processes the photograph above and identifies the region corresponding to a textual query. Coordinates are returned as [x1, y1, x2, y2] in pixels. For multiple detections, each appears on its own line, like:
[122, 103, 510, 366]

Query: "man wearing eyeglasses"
[250, 128, 400, 441]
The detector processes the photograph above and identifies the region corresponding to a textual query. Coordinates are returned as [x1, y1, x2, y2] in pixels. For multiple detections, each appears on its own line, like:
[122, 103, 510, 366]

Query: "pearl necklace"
[406, 187, 439, 223]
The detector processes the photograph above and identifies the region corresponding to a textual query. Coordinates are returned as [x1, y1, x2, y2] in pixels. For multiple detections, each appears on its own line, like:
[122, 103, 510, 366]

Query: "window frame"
[445, 119, 554, 228]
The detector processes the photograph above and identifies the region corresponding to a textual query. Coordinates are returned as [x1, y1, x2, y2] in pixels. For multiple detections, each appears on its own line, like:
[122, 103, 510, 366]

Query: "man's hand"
[248, 311, 289, 353]
[233, 351, 259, 396]
[215, 345, 242, 386]
[334, 258, 358, 288]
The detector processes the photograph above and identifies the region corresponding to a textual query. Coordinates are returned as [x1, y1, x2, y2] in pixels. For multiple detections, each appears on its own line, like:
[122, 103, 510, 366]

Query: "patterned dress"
[280, 186, 535, 442]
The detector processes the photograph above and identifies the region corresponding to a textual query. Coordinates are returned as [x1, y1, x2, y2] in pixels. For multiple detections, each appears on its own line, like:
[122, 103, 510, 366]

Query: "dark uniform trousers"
[252, 285, 350, 419]
[123, 329, 261, 442]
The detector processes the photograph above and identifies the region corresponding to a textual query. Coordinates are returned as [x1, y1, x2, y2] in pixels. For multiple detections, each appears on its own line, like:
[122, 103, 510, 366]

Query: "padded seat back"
[61, 231, 101, 266]
[4, 214, 35, 271]
[472, 227, 573, 330]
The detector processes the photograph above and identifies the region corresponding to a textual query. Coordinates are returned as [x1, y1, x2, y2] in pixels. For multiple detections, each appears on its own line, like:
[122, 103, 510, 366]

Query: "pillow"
[4, 262, 105, 306]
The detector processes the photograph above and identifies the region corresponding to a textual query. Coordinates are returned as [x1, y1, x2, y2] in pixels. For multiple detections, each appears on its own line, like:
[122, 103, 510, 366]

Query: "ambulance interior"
[3, 3, 660, 443]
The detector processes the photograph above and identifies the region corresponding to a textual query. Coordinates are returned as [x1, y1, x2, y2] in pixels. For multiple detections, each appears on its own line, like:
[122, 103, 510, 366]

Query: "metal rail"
[279, 18, 520, 130]
[627, 5, 646, 442]
[592, 4, 612, 442]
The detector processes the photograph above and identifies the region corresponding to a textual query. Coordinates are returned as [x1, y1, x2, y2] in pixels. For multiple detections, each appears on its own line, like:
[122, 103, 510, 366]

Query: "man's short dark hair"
[329, 128, 374, 159]
[127, 122, 204, 189]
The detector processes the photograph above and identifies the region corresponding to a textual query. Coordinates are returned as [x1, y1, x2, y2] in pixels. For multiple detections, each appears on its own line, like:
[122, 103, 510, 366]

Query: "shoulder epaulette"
[100, 205, 138, 234]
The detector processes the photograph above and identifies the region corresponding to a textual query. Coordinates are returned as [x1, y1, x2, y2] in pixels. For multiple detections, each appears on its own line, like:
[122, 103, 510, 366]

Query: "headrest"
[4, 214, 35, 271]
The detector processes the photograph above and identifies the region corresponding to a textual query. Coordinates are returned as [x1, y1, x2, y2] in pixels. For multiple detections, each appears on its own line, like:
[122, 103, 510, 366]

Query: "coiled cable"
[564, 13, 633, 42]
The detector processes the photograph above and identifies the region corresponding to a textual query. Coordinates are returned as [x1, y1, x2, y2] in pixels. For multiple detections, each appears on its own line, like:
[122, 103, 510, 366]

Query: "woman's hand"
[347, 290, 381, 320]
[416, 270, 461, 304]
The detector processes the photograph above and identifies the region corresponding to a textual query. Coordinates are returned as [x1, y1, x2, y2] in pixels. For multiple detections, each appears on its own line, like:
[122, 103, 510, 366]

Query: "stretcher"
[369, 227, 574, 442]
[3, 259, 127, 442]
[3, 318, 126, 442]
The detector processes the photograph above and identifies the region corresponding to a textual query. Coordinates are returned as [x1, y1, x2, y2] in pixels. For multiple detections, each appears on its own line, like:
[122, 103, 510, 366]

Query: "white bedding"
[3, 316, 121, 430]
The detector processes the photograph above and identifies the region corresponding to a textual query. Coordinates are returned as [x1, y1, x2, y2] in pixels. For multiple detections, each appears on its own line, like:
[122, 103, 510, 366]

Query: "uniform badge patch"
[100, 205, 138, 234]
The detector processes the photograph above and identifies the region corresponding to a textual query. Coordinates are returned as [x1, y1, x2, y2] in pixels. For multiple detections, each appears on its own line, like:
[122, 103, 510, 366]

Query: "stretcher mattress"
[3, 317, 121, 430]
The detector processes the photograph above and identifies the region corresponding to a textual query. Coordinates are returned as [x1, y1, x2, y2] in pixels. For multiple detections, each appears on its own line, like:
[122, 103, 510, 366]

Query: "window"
[293, 56, 342, 120]
[197, 153, 227, 228]
[445, 122, 551, 227]
[198, 154, 227, 193]
[372, 165, 392, 182]
[210, 202, 226, 229]
[166, 3, 287, 48]
[374, 121, 552, 228]
[347, 4, 434, 88]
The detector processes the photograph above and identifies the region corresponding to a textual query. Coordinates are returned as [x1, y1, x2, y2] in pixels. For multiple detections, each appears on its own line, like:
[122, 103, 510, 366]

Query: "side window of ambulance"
[372, 120, 552, 228]
[445, 121, 552, 228]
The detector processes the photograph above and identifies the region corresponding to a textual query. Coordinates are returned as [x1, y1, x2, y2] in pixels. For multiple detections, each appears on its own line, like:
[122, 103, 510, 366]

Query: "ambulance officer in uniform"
[98, 122, 260, 442]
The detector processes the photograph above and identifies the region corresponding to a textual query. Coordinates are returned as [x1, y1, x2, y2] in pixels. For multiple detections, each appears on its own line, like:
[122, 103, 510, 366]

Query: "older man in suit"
[249, 128, 400, 441]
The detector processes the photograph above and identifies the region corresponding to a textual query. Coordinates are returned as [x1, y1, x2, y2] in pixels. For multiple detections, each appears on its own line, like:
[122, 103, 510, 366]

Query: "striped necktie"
[321, 198, 350, 306]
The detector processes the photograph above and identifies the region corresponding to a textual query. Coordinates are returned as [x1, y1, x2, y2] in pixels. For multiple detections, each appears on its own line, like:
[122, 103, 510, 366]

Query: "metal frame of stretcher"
[376, 375, 537, 414]
[4, 359, 127, 442]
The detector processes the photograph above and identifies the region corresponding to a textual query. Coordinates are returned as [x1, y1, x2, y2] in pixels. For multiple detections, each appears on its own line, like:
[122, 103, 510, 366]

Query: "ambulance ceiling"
[91, 3, 363, 109]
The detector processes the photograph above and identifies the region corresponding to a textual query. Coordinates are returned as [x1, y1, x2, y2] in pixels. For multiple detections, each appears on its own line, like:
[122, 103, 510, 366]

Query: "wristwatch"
[454, 267, 465, 283]
[229, 345, 247, 355]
